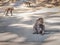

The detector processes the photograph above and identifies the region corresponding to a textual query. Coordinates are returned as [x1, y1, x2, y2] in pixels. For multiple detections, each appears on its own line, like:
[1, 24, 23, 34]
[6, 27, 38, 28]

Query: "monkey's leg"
[33, 28, 39, 34]
[6, 11, 8, 16]
[41, 25, 45, 35]
[28, 3, 31, 7]
[10, 10, 13, 16]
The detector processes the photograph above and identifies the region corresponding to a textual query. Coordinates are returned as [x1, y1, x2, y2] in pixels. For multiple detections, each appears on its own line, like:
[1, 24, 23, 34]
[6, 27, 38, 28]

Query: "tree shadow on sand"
[0, 11, 60, 45]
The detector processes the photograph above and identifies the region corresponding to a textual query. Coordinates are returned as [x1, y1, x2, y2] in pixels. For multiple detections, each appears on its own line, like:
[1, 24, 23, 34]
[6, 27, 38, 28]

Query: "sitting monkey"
[33, 18, 45, 35]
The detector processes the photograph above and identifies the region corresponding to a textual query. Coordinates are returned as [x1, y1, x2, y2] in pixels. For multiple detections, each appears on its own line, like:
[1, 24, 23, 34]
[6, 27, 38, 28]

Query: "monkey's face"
[37, 21, 40, 24]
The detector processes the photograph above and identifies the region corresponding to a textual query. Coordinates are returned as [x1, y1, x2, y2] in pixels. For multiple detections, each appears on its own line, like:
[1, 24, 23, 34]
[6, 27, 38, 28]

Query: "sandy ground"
[0, 3, 60, 45]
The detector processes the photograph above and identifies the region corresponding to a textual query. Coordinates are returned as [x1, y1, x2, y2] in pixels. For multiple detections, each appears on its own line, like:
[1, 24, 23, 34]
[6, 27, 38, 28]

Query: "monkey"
[33, 18, 45, 35]
[5, 7, 14, 16]
[24, 1, 31, 7]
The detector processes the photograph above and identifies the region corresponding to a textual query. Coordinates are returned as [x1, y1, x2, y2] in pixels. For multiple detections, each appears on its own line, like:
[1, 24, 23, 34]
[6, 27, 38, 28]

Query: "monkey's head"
[37, 18, 44, 24]
[38, 18, 43, 21]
